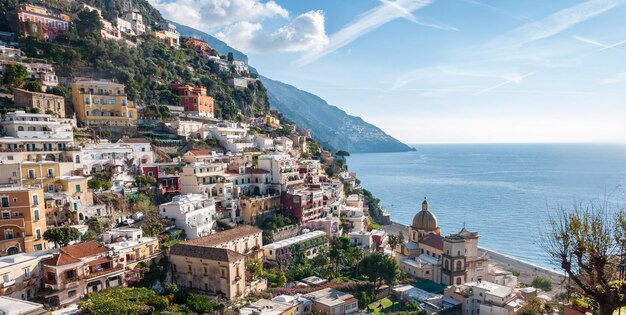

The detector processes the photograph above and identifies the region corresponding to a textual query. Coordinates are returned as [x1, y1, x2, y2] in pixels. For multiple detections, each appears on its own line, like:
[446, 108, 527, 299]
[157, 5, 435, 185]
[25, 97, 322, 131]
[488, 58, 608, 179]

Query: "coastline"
[380, 221, 565, 295]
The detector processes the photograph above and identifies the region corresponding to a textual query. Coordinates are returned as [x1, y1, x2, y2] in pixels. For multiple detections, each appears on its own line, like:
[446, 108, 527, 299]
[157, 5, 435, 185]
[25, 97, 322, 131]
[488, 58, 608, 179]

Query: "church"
[398, 198, 490, 285]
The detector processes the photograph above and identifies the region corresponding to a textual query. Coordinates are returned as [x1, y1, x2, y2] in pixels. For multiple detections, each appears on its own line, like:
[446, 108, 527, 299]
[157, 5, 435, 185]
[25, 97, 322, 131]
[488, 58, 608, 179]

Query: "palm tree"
[388, 234, 399, 253]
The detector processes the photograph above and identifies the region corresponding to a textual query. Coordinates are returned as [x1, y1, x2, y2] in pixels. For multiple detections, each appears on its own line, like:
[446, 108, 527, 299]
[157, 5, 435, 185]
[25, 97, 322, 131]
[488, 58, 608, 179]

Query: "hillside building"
[71, 78, 137, 127]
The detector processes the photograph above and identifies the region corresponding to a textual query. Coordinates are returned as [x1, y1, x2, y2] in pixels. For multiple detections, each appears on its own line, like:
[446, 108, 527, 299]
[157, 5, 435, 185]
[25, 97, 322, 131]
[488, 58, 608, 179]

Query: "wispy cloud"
[598, 39, 626, 51]
[572, 35, 608, 47]
[475, 72, 535, 95]
[380, 0, 458, 31]
[297, 0, 436, 66]
[491, 0, 624, 48]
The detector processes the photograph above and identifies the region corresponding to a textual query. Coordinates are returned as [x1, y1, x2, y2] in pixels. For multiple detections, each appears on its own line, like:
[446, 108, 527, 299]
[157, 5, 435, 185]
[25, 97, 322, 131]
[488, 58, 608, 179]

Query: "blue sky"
[150, 0, 626, 144]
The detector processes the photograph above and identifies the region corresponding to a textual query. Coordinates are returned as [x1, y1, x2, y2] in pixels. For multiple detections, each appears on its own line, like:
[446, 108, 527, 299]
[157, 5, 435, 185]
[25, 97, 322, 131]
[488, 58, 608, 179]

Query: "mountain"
[173, 25, 412, 153]
[169, 21, 248, 63]
[260, 76, 413, 153]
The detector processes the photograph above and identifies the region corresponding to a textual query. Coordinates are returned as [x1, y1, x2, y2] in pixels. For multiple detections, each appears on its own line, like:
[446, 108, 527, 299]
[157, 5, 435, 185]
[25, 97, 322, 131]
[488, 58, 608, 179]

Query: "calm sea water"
[347, 143, 626, 269]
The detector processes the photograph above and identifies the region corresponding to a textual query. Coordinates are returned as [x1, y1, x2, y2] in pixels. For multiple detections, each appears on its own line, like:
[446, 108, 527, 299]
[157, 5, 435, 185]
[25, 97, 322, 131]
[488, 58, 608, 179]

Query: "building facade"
[0, 187, 48, 256]
[13, 89, 65, 118]
[71, 78, 137, 127]
[170, 83, 214, 117]
[159, 194, 216, 239]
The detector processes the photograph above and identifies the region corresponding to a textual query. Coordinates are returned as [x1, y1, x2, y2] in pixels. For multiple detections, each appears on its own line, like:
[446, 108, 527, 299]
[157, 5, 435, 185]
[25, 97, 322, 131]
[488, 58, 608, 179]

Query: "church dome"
[412, 198, 438, 231]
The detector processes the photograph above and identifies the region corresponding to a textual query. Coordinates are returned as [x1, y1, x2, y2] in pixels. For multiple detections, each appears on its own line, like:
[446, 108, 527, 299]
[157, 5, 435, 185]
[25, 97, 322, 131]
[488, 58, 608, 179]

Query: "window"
[148, 172, 153, 177]
[24, 267, 30, 279]
[33, 244, 43, 252]
[203, 266, 208, 276]
[28, 169, 35, 179]
[1, 197, 8, 208]
[220, 268, 226, 279]
[34, 209, 40, 221]
[68, 290, 77, 297]
[47, 183, 55, 192]
[35, 229, 41, 239]
[187, 265, 192, 274]
[32, 194, 39, 206]
[76, 184, 81, 192]
[4, 230, 13, 239]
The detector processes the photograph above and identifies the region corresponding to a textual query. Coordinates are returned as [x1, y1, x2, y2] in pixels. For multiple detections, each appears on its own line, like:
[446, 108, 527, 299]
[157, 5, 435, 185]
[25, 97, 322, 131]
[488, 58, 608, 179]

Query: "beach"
[381, 222, 566, 296]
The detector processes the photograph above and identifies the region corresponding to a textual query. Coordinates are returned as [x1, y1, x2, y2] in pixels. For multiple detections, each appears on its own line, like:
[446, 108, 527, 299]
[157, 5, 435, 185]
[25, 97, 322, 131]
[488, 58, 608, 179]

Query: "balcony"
[1, 279, 15, 288]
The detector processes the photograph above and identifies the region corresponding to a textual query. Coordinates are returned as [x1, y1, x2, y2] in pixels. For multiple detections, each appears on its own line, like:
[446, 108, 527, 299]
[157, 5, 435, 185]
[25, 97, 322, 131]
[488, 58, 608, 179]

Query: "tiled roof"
[182, 225, 262, 248]
[189, 150, 211, 156]
[169, 244, 244, 262]
[419, 233, 444, 251]
[60, 241, 109, 259]
[118, 137, 150, 144]
[44, 253, 81, 266]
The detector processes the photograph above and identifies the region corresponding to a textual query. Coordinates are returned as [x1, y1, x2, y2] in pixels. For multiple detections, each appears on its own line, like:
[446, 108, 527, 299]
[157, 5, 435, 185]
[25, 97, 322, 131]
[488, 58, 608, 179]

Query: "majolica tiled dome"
[412, 199, 438, 231]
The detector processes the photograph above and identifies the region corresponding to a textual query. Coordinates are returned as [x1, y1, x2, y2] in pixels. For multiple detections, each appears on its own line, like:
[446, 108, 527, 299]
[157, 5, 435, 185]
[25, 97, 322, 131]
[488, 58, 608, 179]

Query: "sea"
[347, 143, 626, 270]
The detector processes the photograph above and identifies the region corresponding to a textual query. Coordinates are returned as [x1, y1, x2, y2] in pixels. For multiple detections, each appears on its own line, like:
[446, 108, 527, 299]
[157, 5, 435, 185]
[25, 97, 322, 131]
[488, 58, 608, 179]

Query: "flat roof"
[263, 231, 327, 250]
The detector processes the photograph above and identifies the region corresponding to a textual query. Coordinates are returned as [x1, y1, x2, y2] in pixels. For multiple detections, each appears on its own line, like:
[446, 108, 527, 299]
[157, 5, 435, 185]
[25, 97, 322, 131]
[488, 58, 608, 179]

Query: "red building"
[169, 83, 215, 117]
[185, 38, 212, 56]
[16, 4, 70, 41]
[142, 166, 181, 197]
[281, 187, 324, 223]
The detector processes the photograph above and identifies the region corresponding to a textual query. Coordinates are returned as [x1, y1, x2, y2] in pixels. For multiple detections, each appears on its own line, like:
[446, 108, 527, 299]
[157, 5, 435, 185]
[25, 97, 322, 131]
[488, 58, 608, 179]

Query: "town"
[0, 1, 620, 315]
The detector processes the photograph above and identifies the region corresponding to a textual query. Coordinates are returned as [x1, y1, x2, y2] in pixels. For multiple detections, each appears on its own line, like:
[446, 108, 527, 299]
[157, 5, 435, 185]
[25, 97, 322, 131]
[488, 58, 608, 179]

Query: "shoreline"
[380, 221, 565, 294]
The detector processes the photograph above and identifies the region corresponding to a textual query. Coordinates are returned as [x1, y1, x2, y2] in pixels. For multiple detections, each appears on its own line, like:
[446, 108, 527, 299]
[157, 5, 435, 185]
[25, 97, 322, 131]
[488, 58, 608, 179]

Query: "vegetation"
[2, 63, 29, 87]
[23, 81, 42, 92]
[530, 275, 553, 292]
[543, 203, 626, 315]
[43, 226, 81, 248]
[258, 213, 294, 230]
[359, 252, 400, 292]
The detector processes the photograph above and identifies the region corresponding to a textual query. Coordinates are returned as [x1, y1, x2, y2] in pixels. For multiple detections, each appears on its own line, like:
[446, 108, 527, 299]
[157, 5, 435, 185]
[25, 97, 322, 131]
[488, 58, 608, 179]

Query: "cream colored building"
[0, 252, 52, 299]
[70, 78, 137, 127]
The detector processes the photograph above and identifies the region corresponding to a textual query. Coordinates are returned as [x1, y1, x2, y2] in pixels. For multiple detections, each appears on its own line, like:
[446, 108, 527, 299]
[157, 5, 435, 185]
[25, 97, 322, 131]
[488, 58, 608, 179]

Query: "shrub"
[530, 275, 553, 292]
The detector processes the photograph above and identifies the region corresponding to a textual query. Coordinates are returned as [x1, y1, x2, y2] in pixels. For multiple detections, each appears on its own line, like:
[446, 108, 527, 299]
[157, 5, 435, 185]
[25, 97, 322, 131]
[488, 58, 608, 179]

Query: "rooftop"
[0, 296, 46, 315]
[264, 230, 327, 250]
[169, 244, 244, 262]
[182, 225, 262, 248]
[304, 288, 355, 307]
[419, 233, 444, 251]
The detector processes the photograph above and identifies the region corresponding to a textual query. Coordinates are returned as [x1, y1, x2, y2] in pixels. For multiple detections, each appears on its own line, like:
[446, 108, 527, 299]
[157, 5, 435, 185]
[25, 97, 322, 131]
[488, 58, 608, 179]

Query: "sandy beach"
[381, 222, 566, 296]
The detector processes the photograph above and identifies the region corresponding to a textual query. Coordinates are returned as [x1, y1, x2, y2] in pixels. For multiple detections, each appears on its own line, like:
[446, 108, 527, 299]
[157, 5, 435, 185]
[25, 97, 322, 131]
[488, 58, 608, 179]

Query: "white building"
[80, 138, 153, 175]
[254, 134, 274, 150]
[118, 10, 145, 35]
[103, 227, 144, 243]
[257, 154, 301, 189]
[172, 120, 204, 138]
[339, 204, 368, 233]
[263, 231, 328, 261]
[208, 123, 255, 153]
[0, 111, 76, 163]
[444, 281, 525, 315]
[159, 194, 217, 239]
[486, 265, 519, 288]
[0, 61, 58, 90]
[271, 295, 312, 315]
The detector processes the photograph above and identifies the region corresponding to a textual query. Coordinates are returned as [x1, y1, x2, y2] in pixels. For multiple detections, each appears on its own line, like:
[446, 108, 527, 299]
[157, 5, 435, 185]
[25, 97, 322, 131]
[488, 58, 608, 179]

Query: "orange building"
[185, 38, 212, 56]
[169, 83, 215, 117]
[0, 187, 48, 256]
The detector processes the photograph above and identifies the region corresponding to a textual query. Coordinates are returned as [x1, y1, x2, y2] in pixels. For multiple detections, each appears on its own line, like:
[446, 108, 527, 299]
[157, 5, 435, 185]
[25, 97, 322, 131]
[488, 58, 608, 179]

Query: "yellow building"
[71, 78, 137, 127]
[0, 187, 48, 255]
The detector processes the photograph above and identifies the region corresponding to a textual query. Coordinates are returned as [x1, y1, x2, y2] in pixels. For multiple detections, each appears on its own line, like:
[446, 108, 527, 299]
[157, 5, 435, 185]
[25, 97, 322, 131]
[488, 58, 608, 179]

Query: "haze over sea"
[347, 143, 626, 269]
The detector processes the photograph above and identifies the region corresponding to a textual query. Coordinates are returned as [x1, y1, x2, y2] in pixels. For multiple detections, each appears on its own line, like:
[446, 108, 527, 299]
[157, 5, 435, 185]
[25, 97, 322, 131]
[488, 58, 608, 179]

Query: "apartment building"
[0, 111, 76, 164]
[444, 281, 525, 315]
[159, 194, 217, 239]
[151, 23, 180, 48]
[185, 38, 212, 56]
[0, 252, 52, 300]
[70, 78, 137, 127]
[240, 194, 281, 225]
[15, 4, 70, 41]
[41, 241, 124, 306]
[170, 83, 214, 117]
[0, 187, 48, 256]
[169, 226, 265, 300]
[258, 154, 302, 189]
[282, 187, 324, 223]
[263, 231, 328, 261]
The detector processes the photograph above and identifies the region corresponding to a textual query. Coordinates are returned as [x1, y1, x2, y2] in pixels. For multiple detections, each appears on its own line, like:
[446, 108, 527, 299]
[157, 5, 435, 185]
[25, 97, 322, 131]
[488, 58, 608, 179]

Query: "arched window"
[455, 260, 462, 271]
[456, 277, 462, 285]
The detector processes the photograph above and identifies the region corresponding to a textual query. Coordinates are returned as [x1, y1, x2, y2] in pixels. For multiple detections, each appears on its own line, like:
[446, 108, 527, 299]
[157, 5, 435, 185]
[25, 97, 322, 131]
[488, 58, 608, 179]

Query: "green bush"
[530, 275, 553, 292]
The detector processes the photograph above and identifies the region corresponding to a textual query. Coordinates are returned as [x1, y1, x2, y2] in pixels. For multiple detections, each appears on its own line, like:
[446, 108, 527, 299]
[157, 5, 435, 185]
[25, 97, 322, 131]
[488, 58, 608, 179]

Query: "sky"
[149, 0, 626, 144]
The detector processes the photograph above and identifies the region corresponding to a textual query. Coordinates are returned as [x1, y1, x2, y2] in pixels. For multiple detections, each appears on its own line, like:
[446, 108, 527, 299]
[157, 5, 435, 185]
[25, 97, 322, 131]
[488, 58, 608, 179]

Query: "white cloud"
[599, 72, 626, 85]
[297, 0, 437, 66]
[216, 10, 329, 53]
[148, 0, 288, 31]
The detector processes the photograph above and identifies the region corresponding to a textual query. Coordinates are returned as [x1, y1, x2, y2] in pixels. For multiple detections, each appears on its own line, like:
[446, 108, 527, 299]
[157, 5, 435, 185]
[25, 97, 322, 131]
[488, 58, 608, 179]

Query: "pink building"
[282, 186, 324, 223]
[16, 4, 70, 41]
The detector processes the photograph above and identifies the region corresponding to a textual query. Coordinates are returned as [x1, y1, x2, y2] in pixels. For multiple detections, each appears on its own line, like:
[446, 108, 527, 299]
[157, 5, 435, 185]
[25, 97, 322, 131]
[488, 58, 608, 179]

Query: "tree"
[516, 297, 544, 315]
[158, 90, 180, 105]
[2, 63, 28, 87]
[186, 294, 217, 314]
[388, 234, 399, 252]
[246, 258, 263, 280]
[43, 226, 81, 248]
[135, 175, 156, 190]
[23, 81, 42, 92]
[83, 230, 99, 241]
[336, 150, 350, 157]
[359, 252, 400, 291]
[544, 204, 626, 315]
[530, 275, 553, 292]
[75, 10, 104, 37]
